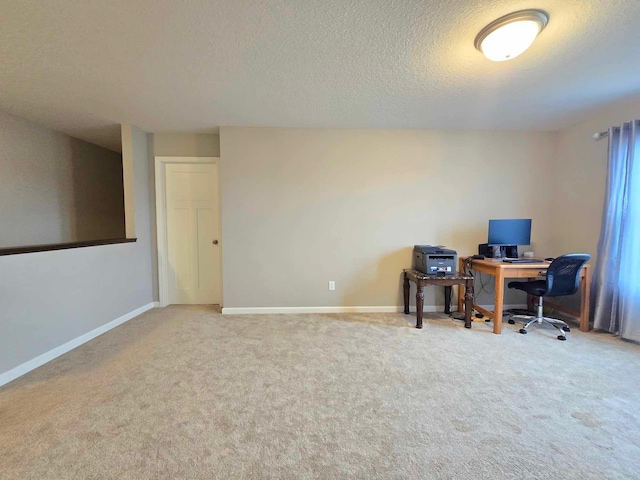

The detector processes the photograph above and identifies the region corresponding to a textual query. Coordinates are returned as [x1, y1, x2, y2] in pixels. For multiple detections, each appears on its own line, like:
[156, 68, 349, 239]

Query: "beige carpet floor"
[1, 306, 639, 479]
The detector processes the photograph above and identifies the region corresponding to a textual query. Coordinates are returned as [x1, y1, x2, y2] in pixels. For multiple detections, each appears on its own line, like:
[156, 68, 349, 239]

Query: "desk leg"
[403, 273, 410, 315]
[457, 258, 464, 312]
[580, 266, 592, 332]
[493, 270, 504, 334]
[416, 285, 424, 329]
[464, 279, 474, 329]
[444, 286, 452, 314]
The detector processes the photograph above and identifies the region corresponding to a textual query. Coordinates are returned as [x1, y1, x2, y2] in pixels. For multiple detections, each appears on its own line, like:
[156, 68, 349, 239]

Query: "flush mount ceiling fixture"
[474, 9, 549, 62]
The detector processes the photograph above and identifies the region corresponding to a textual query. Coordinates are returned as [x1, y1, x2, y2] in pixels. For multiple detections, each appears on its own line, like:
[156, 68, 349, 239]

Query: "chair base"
[509, 314, 570, 340]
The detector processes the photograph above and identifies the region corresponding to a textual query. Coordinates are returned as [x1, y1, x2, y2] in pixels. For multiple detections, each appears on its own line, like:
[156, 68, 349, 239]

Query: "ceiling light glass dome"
[475, 10, 549, 62]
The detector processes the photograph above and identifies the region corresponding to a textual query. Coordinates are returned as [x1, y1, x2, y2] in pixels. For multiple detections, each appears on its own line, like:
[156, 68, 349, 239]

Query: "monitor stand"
[493, 245, 518, 259]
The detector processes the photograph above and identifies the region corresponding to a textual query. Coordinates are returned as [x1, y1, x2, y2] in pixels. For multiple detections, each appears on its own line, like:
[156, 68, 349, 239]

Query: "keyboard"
[502, 258, 544, 264]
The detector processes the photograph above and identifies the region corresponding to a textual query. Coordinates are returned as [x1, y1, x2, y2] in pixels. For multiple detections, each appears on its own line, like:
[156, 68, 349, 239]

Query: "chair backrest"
[545, 254, 591, 297]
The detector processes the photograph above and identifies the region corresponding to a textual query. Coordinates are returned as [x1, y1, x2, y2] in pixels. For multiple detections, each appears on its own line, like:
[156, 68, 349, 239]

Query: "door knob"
[212, 240, 219, 245]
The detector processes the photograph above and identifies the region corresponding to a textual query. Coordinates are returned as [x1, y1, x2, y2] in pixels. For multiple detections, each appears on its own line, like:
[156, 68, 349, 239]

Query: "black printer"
[412, 245, 457, 276]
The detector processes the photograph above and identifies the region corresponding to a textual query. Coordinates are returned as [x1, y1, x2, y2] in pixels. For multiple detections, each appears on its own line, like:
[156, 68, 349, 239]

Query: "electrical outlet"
[328, 281, 335, 291]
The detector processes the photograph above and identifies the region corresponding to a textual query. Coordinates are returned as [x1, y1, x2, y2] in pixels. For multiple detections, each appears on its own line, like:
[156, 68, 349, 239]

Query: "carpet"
[1, 306, 639, 479]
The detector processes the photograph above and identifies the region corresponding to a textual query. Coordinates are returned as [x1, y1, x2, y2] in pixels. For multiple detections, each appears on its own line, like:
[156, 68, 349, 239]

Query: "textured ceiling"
[1, 0, 639, 151]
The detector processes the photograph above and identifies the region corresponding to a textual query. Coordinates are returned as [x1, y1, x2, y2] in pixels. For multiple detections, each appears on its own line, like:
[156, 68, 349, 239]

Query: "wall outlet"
[328, 281, 335, 291]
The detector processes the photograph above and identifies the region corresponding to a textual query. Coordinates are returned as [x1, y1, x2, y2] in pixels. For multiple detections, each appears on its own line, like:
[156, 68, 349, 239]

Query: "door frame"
[154, 156, 222, 307]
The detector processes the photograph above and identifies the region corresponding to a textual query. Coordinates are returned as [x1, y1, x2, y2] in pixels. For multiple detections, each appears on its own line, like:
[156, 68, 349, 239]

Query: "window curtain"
[592, 120, 640, 341]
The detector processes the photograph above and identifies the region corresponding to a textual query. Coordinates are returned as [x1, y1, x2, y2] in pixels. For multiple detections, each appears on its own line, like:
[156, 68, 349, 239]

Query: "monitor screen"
[488, 219, 532, 245]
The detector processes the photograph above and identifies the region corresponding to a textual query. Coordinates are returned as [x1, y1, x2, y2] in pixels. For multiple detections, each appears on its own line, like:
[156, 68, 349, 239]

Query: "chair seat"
[508, 280, 547, 296]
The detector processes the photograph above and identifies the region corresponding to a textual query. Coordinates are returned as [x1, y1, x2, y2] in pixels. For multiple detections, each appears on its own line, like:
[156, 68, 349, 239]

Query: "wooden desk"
[403, 269, 474, 329]
[456, 258, 592, 335]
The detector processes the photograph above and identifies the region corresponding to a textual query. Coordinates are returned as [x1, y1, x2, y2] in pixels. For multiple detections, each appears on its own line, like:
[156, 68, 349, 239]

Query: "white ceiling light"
[475, 9, 549, 62]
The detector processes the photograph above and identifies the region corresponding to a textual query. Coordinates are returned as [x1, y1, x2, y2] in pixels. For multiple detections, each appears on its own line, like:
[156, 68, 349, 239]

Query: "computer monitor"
[488, 219, 532, 246]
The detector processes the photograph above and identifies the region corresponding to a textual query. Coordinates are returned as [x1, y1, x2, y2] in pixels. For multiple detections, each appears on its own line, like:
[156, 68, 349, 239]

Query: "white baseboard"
[0, 302, 157, 388]
[222, 304, 527, 315]
[222, 307, 399, 315]
[222, 306, 404, 314]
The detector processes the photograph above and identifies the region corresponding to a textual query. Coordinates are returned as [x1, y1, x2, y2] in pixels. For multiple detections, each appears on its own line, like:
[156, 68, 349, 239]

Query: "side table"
[403, 269, 474, 329]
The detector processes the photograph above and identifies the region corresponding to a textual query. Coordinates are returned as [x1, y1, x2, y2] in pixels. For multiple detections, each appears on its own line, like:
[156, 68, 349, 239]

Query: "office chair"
[507, 254, 591, 341]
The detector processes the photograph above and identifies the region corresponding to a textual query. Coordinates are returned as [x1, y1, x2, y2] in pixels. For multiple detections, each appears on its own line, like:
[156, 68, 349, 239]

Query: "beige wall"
[553, 98, 640, 259]
[220, 127, 557, 309]
[0, 110, 125, 247]
[153, 133, 220, 157]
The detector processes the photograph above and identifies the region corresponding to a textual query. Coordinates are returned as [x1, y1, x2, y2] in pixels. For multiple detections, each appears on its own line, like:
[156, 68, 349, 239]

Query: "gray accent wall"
[0, 125, 154, 376]
[0, 110, 125, 248]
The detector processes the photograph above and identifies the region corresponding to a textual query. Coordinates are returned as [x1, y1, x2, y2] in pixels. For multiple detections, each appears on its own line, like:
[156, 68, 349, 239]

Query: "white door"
[165, 163, 221, 304]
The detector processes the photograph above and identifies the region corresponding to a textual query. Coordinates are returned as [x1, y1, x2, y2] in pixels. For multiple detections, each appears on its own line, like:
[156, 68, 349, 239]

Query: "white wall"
[0, 125, 155, 379]
[220, 127, 556, 309]
[553, 97, 640, 259]
[0, 110, 125, 247]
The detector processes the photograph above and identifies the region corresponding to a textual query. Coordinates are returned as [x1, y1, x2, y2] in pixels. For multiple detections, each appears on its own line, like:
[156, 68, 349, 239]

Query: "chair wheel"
[562, 326, 570, 332]
[519, 329, 527, 334]
[557, 335, 567, 341]
[508, 319, 515, 324]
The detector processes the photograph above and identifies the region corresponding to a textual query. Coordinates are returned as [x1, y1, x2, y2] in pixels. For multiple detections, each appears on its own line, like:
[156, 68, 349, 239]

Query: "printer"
[412, 245, 457, 276]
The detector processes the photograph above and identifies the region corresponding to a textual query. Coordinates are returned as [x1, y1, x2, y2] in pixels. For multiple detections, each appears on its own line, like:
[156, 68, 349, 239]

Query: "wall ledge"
[0, 238, 136, 256]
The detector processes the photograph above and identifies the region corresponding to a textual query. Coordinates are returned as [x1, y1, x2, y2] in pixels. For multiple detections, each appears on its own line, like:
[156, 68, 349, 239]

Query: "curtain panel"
[592, 120, 640, 341]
